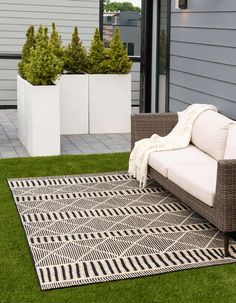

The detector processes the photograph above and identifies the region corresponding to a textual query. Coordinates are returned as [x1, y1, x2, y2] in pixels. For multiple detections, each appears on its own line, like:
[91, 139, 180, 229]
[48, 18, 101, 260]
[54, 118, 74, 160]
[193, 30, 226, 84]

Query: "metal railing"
[129, 56, 141, 63]
[0, 54, 141, 61]
[0, 53, 21, 59]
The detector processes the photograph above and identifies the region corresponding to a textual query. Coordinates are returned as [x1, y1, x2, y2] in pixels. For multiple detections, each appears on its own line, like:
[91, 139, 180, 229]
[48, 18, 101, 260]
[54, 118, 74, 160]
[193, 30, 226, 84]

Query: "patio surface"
[0, 110, 131, 158]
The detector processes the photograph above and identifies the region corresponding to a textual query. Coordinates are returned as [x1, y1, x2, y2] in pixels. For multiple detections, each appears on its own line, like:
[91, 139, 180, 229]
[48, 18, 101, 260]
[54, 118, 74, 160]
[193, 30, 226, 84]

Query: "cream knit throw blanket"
[128, 104, 217, 187]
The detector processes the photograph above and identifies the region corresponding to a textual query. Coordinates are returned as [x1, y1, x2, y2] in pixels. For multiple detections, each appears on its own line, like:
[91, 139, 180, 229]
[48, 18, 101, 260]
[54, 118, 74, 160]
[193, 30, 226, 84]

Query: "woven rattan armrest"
[131, 113, 178, 149]
[215, 159, 236, 231]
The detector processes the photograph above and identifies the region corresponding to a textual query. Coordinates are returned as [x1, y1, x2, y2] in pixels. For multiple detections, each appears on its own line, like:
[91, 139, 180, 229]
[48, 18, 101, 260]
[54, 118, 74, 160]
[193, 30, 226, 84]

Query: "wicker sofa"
[131, 110, 236, 257]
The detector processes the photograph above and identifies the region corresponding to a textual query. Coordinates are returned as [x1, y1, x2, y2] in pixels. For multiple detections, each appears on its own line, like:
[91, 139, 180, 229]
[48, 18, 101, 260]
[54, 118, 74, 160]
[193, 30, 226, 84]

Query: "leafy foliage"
[88, 28, 132, 74]
[20, 23, 132, 81]
[24, 26, 62, 85]
[87, 29, 108, 74]
[18, 25, 36, 79]
[64, 26, 88, 74]
[104, 0, 141, 12]
[106, 28, 132, 74]
[50, 22, 64, 72]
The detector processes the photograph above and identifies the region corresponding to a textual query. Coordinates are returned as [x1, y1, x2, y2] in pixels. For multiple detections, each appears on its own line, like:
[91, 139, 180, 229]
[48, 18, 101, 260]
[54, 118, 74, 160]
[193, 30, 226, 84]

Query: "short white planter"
[17, 75, 26, 145]
[24, 81, 60, 157]
[89, 74, 131, 134]
[59, 74, 89, 135]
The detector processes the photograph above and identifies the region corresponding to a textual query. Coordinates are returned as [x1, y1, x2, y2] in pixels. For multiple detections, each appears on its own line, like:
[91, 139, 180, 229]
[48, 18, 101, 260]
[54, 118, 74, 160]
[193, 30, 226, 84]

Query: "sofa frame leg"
[224, 233, 230, 257]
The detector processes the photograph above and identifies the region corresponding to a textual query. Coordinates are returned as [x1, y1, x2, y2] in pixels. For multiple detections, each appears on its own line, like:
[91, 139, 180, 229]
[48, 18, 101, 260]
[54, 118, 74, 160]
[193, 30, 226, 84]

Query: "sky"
[117, 0, 141, 8]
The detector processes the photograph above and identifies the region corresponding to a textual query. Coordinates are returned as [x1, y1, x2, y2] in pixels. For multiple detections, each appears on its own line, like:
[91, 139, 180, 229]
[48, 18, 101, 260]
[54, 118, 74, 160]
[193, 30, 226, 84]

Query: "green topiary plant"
[64, 26, 87, 74]
[87, 28, 108, 74]
[106, 27, 132, 74]
[18, 25, 36, 79]
[24, 26, 62, 85]
[50, 22, 64, 73]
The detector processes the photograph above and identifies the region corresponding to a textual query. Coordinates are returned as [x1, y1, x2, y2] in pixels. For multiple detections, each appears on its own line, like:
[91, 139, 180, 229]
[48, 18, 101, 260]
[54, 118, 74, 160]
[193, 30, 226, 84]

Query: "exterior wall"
[103, 12, 141, 56]
[119, 26, 141, 56]
[103, 25, 141, 56]
[0, 58, 20, 106]
[0, 0, 99, 107]
[169, 0, 236, 119]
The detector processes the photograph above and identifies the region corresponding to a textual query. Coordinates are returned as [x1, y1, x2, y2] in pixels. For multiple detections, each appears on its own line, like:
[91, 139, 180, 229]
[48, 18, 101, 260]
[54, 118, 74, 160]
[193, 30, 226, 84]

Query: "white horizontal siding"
[0, 0, 99, 106]
[0, 58, 18, 106]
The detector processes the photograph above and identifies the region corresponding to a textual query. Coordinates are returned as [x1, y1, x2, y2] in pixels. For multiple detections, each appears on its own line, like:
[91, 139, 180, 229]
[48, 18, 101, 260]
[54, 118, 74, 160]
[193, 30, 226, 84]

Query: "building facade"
[103, 11, 141, 56]
[0, 0, 100, 107]
[141, 0, 236, 120]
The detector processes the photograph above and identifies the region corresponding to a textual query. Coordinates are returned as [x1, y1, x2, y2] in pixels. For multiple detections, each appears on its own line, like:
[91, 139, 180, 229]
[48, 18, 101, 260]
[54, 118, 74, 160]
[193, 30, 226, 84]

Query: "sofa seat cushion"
[191, 110, 233, 161]
[168, 163, 217, 207]
[148, 144, 216, 178]
[224, 124, 236, 159]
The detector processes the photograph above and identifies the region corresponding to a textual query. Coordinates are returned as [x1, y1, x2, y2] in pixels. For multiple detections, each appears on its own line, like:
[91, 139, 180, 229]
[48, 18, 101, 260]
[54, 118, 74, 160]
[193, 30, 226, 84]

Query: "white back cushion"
[224, 124, 236, 159]
[191, 110, 233, 161]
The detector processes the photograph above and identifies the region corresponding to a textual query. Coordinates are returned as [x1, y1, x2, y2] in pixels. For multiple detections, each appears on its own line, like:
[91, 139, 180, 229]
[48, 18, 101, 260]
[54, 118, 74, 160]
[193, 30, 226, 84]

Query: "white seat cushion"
[224, 124, 236, 159]
[168, 164, 217, 207]
[191, 110, 233, 161]
[148, 145, 216, 178]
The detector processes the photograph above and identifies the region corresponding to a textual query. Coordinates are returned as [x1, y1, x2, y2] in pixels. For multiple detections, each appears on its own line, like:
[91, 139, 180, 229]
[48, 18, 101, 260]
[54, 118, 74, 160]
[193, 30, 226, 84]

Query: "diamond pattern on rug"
[8, 172, 236, 290]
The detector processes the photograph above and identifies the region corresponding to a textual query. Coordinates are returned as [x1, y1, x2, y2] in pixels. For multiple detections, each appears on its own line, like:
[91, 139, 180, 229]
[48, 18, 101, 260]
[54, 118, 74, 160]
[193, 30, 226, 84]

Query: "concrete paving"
[0, 110, 131, 159]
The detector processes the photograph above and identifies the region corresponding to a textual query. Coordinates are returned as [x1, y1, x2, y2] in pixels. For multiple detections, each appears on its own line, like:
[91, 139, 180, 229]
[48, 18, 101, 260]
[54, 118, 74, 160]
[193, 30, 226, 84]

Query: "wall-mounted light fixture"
[178, 0, 187, 9]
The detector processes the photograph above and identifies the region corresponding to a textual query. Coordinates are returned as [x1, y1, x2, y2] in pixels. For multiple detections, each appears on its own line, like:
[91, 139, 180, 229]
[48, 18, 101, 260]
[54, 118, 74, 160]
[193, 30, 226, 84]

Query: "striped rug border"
[8, 172, 136, 189]
[37, 246, 236, 290]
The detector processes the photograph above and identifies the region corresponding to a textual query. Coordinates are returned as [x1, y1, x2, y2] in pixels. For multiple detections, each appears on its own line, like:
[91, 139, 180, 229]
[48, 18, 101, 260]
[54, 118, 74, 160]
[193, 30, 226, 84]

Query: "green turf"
[1, 153, 236, 303]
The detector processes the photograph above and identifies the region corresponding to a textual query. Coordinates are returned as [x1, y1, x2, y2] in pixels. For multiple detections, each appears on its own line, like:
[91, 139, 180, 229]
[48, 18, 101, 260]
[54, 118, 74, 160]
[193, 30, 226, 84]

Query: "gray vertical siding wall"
[169, 0, 236, 119]
[0, 0, 99, 106]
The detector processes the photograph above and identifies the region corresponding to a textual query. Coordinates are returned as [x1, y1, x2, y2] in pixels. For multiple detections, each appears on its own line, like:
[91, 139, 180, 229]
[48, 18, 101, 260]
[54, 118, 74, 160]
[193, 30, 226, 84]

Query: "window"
[127, 43, 134, 56]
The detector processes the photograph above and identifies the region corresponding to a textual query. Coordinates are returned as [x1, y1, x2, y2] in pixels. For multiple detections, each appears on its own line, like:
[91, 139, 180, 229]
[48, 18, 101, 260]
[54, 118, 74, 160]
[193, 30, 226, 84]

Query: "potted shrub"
[23, 25, 62, 156]
[17, 25, 36, 145]
[59, 26, 89, 134]
[88, 28, 132, 134]
[50, 22, 64, 70]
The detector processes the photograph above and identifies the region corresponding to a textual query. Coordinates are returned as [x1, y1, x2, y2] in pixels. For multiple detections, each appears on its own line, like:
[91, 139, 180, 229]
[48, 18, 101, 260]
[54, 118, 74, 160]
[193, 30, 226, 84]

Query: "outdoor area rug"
[8, 172, 236, 290]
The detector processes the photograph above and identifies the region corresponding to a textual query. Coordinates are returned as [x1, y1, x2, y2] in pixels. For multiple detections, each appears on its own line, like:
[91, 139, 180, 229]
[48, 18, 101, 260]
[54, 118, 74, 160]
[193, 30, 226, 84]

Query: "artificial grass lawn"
[0, 153, 236, 303]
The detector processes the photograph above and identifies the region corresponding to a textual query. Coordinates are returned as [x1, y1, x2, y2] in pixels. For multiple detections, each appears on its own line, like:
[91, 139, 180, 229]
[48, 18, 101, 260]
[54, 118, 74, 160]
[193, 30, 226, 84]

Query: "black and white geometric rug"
[8, 172, 236, 290]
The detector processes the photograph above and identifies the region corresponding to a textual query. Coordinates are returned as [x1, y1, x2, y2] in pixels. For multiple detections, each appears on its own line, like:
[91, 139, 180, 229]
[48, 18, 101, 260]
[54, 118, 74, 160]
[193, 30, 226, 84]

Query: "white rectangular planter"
[17, 75, 26, 145]
[59, 74, 89, 135]
[89, 74, 131, 134]
[24, 81, 60, 157]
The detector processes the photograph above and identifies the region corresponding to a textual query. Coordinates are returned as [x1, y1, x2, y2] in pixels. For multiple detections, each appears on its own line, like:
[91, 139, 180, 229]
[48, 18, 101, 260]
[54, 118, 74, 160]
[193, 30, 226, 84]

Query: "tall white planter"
[59, 74, 89, 134]
[24, 81, 60, 156]
[89, 74, 131, 134]
[17, 75, 26, 145]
